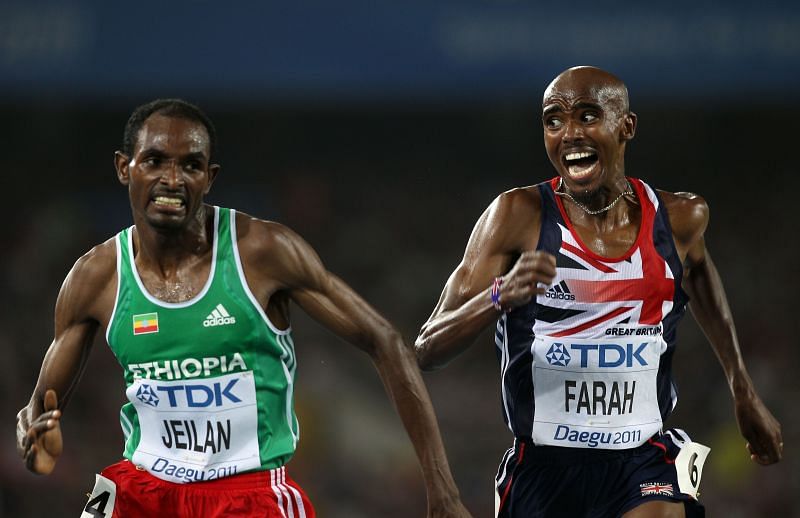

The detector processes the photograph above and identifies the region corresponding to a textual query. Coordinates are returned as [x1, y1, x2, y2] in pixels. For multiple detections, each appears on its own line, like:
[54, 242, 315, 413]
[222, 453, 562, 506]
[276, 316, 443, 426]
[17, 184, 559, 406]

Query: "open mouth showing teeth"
[153, 196, 185, 208]
[564, 151, 599, 179]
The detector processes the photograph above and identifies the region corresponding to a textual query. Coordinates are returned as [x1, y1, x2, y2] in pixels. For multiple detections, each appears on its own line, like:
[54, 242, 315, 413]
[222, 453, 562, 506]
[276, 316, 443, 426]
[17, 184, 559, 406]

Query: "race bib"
[128, 371, 260, 483]
[81, 474, 116, 518]
[675, 441, 711, 499]
[531, 336, 665, 449]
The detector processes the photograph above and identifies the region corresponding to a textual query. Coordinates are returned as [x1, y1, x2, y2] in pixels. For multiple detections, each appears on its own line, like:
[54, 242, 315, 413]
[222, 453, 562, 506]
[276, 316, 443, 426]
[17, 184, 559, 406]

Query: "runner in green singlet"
[16, 99, 472, 518]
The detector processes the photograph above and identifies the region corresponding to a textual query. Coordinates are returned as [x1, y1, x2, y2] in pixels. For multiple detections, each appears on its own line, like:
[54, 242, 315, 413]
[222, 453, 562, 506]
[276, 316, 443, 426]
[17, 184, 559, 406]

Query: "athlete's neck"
[132, 205, 214, 275]
[560, 176, 639, 233]
[562, 173, 630, 209]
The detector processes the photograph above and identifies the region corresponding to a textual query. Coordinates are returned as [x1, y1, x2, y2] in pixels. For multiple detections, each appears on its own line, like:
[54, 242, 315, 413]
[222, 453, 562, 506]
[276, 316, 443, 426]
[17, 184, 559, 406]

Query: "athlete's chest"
[136, 258, 213, 303]
[531, 217, 677, 337]
[567, 223, 639, 258]
[108, 216, 268, 368]
[111, 290, 261, 369]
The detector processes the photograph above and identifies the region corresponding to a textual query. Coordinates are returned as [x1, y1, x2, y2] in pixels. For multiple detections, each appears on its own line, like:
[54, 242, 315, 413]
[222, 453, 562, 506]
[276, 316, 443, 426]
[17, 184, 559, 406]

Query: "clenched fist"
[496, 251, 557, 310]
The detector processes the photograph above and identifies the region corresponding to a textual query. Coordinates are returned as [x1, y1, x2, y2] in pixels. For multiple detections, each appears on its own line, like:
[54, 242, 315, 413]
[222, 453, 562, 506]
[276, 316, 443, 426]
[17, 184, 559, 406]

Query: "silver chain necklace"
[555, 177, 634, 215]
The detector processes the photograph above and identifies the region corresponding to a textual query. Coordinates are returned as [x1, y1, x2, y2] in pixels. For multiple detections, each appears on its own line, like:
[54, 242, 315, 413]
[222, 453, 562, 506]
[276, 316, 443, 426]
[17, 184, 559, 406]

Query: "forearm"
[686, 255, 752, 397]
[18, 323, 95, 445]
[671, 200, 782, 464]
[371, 331, 460, 502]
[687, 259, 784, 463]
[415, 286, 498, 370]
[35, 331, 94, 409]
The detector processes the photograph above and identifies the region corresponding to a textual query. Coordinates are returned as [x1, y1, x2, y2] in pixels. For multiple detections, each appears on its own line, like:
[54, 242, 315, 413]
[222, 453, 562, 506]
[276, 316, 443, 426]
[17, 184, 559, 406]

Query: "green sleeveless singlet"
[105, 206, 299, 484]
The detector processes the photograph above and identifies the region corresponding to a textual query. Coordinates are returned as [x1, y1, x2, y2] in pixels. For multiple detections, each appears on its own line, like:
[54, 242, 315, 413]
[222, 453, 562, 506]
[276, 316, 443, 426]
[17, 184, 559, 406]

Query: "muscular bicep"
[433, 252, 510, 317]
[682, 238, 730, 320]
[672, 197, 710, 283]
[675, 204, 732, 331]
[681, 234, 708, 302]
[430, 191, 533, 315]
[291, 273, 395, 353]
[267, 225, 395, 353]
[683, 233, 708, 273]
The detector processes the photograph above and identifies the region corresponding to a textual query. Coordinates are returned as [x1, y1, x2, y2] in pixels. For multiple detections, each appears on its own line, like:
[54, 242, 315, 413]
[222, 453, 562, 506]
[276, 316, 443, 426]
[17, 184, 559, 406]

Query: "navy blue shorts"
[495, 429, 705, 518]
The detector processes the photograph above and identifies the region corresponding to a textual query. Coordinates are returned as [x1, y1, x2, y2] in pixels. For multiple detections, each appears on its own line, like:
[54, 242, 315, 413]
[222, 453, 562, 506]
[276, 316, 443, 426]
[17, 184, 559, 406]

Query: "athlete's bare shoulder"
[233, 211, 305, 260]
[233, 211, 322, 291]
[658, 190, 709, 251]
[495, 184, 543, 217]
[69, 237, 117, 292]
[481, 184, 544, 252]
[58, 237, 118, 324]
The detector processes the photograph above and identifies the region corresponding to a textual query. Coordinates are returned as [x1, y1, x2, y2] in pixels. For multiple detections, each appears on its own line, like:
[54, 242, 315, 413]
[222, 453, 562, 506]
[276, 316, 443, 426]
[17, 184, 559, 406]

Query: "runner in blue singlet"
[415, 66, 783, 518]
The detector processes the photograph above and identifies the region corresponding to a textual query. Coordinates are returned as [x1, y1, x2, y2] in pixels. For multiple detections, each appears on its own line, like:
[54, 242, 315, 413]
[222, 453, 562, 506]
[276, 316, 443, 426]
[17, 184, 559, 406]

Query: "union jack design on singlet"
[494, 177, 689, 440]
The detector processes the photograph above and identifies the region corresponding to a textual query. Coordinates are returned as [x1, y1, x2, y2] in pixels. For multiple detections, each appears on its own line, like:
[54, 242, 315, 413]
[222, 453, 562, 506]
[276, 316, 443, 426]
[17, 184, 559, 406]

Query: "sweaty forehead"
[542, 72, 628, 113]
[135, 114, 210, 156]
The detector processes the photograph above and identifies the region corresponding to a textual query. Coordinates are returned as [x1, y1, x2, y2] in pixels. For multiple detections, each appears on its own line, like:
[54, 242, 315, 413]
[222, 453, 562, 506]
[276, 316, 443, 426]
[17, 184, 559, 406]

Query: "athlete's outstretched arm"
[670, 195, 782, 465]
[16, 242, 115, 474]
[244, 220, 471, 518]
[415, 188, 556, 370]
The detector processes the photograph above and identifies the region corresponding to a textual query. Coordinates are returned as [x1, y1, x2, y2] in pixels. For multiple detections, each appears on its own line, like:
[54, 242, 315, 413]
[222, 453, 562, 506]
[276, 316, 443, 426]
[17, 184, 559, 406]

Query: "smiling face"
[542, 67, 636, 198]
[115, 113, 220, 232]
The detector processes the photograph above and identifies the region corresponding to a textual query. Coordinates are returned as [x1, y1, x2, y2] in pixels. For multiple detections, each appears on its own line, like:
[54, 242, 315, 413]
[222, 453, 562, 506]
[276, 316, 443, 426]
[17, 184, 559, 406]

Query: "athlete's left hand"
[428, 496, 473, 518]
[735, 390, 782, 465]
[17, 389, 63, 474]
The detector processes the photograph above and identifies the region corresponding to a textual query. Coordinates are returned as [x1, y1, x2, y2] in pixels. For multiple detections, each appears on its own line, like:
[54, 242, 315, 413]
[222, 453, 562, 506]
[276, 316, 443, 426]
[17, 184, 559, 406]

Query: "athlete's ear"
[204, 163, 221, 194]
[621, 111, 637, 141]
[115, 151, 131, 186]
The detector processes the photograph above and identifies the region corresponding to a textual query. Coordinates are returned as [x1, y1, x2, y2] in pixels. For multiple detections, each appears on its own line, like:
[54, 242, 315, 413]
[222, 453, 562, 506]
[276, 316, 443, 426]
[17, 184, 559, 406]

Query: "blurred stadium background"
[1, 1, 798, 516]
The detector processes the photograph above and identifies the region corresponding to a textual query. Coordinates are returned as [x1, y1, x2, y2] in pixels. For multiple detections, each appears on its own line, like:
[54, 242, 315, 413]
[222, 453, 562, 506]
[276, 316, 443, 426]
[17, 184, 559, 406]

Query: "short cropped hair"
[122, 99, 217, 159]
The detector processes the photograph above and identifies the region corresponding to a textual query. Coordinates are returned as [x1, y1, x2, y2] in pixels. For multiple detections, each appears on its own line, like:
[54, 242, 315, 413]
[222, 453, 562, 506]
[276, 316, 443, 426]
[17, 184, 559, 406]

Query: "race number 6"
[675, 442, 711, 499]
[689, 453, 699, 486]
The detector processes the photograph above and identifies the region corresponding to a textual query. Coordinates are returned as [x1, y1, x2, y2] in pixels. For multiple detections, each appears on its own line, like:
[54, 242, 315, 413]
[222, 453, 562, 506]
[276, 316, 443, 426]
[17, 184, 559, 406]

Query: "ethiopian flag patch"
[133, 313, 159, 335]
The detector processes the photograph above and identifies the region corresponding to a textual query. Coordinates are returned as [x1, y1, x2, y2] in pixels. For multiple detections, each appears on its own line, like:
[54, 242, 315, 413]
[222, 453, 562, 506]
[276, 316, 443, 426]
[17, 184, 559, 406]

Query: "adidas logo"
[203, 304, 237, 327]
[544, 280, 576, 301]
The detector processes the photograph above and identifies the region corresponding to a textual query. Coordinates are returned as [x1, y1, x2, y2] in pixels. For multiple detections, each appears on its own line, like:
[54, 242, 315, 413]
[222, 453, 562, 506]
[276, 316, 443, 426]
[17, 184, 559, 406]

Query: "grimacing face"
[542, 71, 635, 198]
[116, 114, 219, 231]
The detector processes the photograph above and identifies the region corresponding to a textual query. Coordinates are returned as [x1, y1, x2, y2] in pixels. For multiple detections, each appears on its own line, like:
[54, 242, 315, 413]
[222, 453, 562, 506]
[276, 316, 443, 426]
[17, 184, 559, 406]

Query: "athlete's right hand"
[496, 250, 557, 310]
[17, 389, 63, 475]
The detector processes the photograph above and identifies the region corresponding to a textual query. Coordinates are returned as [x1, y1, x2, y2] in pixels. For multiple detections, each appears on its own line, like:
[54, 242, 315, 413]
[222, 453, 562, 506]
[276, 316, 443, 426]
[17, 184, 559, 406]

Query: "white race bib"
[675, 441, 711, 499]
[531, 336, 665, 449]
[80, 474, 116, 518]
[128, 371, 260, 483]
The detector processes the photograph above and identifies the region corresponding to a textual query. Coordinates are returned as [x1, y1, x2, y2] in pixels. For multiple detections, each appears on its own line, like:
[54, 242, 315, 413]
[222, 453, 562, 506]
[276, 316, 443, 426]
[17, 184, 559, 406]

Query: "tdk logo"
[545, 281, 575, 301]
[156, 379, 242, 408]
[203, 304, 237, 327]
[546, 343, 571, 366]
[136, 384, 160, 407]
[571, 343, 649, 368]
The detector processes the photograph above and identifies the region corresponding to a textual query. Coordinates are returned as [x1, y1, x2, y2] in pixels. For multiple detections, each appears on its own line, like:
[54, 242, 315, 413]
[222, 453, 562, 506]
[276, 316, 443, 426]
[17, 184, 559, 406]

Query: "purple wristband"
[491, 277, 504, 311]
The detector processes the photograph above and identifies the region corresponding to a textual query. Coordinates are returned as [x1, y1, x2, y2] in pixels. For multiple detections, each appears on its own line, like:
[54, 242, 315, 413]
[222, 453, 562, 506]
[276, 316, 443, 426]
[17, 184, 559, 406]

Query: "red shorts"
[81, 460, 315, 518]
